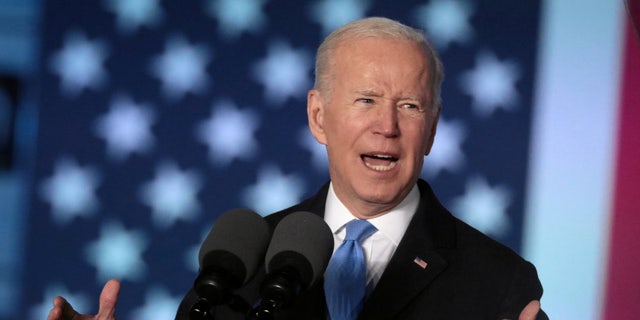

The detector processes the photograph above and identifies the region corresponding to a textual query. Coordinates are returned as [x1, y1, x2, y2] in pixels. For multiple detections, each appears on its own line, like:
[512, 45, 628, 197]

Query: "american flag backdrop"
[2, 0, 637, 319]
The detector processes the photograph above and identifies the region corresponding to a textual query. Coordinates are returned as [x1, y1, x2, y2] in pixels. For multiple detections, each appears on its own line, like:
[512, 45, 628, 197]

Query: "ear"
[307, 89, 328, 145]
[424, 104, 441, 156]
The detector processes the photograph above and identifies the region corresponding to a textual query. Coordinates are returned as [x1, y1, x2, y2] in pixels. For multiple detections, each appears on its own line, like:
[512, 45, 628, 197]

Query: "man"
[48, 17, 545, 320]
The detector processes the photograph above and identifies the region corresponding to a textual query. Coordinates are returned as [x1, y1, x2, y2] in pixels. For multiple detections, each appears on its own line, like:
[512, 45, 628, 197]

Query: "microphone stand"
[246, 266, 302, 320]
[189, 270, 253, 320]
[189, 298, 215, 320]
[189, 294, 253, 320]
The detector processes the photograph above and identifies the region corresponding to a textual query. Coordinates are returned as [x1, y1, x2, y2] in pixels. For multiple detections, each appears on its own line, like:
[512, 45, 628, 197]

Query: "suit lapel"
[274, 180, 456, 319]
[359, 179, 456, 319]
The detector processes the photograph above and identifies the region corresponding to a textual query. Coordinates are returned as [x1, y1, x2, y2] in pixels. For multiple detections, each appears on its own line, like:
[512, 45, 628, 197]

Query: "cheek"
[325, 110, 361, 140]
[321, 112, 341, 142]
[406, 123, 433, 155]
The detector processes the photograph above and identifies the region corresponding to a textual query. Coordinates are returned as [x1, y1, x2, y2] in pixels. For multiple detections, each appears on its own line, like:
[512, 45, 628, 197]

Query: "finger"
[46, 300, 62, 320]
[519, 300, 541, 320]
[47, 296, 78, 320]
[96, 279, 121, 319]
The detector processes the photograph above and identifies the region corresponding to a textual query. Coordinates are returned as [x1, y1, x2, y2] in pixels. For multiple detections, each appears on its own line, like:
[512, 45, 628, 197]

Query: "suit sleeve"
[496, 260, 546, 319]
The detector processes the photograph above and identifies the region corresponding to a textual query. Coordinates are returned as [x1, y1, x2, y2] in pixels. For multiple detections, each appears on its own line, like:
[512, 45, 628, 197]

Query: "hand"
[47, 279, 121, 320]
[518, 300, 540, 320]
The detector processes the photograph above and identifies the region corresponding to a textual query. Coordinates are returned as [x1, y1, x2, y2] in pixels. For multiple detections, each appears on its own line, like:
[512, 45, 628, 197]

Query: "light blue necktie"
[324, 219, 377, 320]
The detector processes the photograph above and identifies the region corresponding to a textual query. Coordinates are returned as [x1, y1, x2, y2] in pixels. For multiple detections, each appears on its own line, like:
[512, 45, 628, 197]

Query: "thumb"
[96, 279, 120, 319]
[518, 300, 541, 320]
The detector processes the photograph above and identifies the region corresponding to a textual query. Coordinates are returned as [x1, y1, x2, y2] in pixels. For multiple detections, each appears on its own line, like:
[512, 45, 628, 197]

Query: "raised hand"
[47, 279, 120, 320]
[518, 300, 541, 320]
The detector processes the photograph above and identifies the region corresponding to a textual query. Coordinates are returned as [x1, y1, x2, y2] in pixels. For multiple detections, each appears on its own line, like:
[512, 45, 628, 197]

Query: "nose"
[373, 104, 399, 138]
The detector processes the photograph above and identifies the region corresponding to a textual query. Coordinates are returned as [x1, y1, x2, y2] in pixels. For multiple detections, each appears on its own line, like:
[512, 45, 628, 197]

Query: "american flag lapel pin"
[413, 256, 428, 269]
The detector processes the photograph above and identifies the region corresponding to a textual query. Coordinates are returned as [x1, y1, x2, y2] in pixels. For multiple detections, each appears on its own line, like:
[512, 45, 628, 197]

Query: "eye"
[357, 98, 375, 104]
[402, 103, 423, 110]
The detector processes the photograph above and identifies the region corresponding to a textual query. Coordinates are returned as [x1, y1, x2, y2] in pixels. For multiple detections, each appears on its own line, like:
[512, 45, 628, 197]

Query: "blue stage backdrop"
[22, 0, 540, 319]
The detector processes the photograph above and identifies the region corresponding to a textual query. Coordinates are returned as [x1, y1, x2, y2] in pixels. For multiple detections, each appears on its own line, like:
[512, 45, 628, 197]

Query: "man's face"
[308, 37, 439, 218]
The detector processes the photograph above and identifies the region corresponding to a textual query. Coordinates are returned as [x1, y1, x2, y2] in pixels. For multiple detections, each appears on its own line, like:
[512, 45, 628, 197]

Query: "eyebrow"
[353, 89, 427, 103]
[354, 89, 423, 102]
[354, 89, 382, 97]
[401, 95, 422, 102]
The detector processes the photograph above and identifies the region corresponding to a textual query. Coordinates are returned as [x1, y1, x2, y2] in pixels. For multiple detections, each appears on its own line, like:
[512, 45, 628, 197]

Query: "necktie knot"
[344, 219, 377, 242]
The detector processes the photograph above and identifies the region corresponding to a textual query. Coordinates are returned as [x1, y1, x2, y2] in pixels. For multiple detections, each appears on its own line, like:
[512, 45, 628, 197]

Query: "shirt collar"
[324, 182, 420, 246]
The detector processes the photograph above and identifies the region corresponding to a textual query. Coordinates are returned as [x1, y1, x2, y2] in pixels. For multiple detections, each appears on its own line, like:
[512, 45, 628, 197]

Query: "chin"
[359, 186, 402, 205]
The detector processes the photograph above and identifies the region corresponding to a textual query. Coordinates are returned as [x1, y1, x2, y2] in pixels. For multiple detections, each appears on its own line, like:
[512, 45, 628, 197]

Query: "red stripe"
[602, 15, 640, 320]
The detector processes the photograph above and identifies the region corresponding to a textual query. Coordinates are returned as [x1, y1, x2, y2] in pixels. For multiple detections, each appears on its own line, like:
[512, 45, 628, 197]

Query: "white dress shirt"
[323, 183, 420, 295]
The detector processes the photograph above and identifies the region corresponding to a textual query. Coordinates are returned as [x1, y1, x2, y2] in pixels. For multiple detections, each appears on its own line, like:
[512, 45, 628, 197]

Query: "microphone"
[190, 209, 271, 320]
[250, 211, 334, 319]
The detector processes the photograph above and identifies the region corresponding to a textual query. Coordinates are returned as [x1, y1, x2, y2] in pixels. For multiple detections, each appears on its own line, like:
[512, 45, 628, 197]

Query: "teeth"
[365, 161, 397, 171]
[363, 155, 397, 171]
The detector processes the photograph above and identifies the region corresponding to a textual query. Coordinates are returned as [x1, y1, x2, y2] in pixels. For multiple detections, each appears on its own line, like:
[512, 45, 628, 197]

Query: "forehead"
[331, 37, 431, 97]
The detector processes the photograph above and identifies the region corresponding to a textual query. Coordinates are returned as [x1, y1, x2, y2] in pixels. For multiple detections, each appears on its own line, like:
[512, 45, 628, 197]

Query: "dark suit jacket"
[176, 179, 545, 319]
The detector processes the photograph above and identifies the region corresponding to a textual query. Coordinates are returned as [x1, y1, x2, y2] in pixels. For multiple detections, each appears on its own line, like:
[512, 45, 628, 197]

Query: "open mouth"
[361, 154, 398, 172]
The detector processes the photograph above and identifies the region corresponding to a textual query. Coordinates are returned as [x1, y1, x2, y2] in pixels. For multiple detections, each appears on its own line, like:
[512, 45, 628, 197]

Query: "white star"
[309, 0, 371, 35]
[242, 165, 305, 215]
[298, 127, 329, 173]
[413, 0, 474, 50]
[196, 100, 259, 166]
[85, 221, 148, 282]
[139, 162, 202, 228]
[450, 176, 511, 237]
[49, 31, 108, 96]
[94, 95, 155, 161]
[150, 36, 211, 101]
[252, 40, 312, 106]
[206, 0, 267, 39]
[104, 0, 163, 34]
[422, 117, 466, 178]
[129, 286, 181, 320]
[39, 157, 100, 224]
[460, 51, 520, 117]
[29, 284, 90, 320]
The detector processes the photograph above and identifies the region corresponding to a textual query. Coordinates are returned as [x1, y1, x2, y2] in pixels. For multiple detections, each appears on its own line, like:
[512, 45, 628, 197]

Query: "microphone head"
[264, 211, 334, 289]
[198, 208, 270, 286]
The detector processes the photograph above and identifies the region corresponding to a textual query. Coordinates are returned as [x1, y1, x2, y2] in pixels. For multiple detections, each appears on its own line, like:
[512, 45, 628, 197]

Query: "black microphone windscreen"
[264, 211, 334, 288]
[198, 208, 270, 285]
